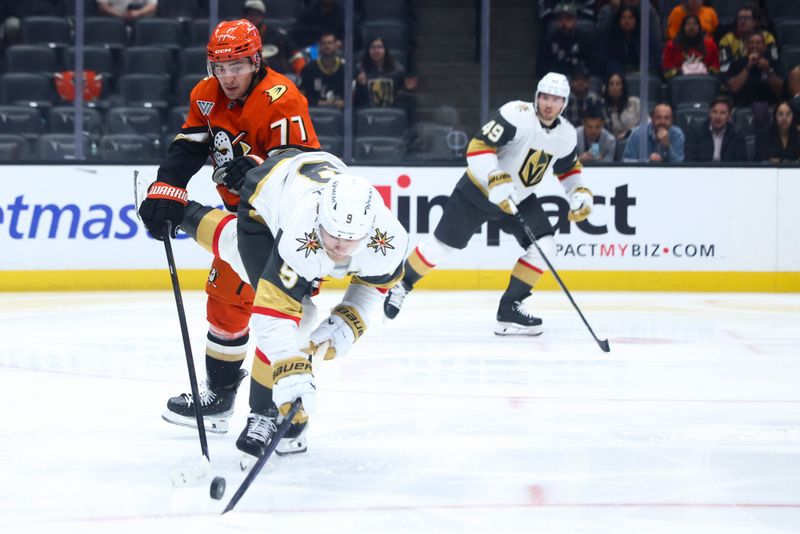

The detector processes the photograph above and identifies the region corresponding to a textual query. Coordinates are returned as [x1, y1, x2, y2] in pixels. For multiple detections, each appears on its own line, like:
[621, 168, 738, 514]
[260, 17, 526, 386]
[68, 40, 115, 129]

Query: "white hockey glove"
[487, 170, 515, 207]
[272, 356, 316, 414]
[567, 186, 594, 222]
[306, 305, 366, 361]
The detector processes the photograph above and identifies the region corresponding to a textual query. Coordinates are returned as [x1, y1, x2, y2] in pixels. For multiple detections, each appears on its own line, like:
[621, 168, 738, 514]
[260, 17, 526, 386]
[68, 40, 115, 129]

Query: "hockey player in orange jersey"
[138, 19, 320, 435]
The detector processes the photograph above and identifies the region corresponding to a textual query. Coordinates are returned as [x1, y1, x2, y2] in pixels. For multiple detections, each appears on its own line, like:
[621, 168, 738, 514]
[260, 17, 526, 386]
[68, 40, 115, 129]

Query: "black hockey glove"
[138, 182, 189, 240]
[212, 155, 264, 194]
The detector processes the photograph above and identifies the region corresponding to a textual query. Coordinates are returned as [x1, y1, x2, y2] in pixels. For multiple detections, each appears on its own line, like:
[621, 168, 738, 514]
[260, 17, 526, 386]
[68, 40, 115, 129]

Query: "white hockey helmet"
[317, 174, 377, 254]
[534, 72, 570, 115]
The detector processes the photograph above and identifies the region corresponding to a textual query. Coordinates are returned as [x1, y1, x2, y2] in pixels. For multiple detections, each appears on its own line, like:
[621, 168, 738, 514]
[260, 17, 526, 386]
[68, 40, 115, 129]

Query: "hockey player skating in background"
[138, 20, 319, 434]
[145, 148, 408, 457]
[384, 72, 594, 335]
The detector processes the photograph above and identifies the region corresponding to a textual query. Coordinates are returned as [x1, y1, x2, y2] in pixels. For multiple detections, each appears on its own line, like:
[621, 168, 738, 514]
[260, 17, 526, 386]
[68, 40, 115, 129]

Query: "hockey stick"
[162, 220, 212, 460]
[509, 202, 610, 353]
[222, 399, 303, 514]
[134, 171, 215, 486]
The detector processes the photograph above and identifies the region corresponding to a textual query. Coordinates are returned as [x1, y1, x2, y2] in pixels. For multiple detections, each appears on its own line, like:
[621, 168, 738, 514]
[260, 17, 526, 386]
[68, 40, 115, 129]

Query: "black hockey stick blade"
[221, 399, 303, 514]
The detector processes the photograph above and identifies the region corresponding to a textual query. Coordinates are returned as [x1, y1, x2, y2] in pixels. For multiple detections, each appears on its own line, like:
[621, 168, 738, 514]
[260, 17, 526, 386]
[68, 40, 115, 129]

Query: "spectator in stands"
[666, 0, 717, 41]
[538, 0, 596, 24]
[787, 65, 800, 117]
[2, 0, 70, 45]
[296, 0, 344, 48]
[537, 3, 598, 77]
[662, 13, 719, 79]
[596, 0, 661, 44]
[244, 0, 307, 78]
[684, 95, 747, 162]
[623, 102, 685, 162]
[755, 100, 800, 163]
[300, 32, 345, 110]
[719, 5, 778, 77]
[97, 0, 156, 21]
[577, 103, 616, 162]
[354, 37, 414, 114]
[601, 6, 661, 75]
[564, 66, 601, 125]
[724, 32, 784, 124]
[601, 72, 641, 140]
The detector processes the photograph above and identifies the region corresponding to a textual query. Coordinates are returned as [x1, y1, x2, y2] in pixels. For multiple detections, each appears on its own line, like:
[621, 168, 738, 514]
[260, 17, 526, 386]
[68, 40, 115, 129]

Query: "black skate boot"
[383, 281, 411, 319]
[494, 299, 543, 336]
[162, 369, 248, 434]
[236, 408, 278, 460]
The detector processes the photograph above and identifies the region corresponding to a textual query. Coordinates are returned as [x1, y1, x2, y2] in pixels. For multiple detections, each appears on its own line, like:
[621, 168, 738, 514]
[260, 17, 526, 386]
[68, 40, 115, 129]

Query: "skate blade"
[494, 322, 543, 336]
[161, 411, 230, 434]
[239, 453, 257, 471]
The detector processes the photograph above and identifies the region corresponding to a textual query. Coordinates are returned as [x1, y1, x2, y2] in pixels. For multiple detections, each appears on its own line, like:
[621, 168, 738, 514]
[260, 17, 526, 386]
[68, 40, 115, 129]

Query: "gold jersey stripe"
[195, 209, 233, 255]
[254, 279, 303, 321]
[351, 269, 404, 290]
[248, 157, 292, 206]
[467, 138, 496, 154]
[248, 209, 265, 225]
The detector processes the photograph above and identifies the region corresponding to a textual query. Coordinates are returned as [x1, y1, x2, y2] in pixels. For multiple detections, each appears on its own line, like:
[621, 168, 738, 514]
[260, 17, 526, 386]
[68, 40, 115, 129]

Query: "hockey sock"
[403, 239, 457, 287]
[249, 349, 275, 414]
[206, 331, 248, 388]
[500, 273, 535, 304]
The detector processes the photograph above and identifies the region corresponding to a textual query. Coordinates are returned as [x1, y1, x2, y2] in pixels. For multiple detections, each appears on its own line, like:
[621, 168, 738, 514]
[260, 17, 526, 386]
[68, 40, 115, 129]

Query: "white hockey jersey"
[465, 100, 584, 204]
[204, 148, 408, 366]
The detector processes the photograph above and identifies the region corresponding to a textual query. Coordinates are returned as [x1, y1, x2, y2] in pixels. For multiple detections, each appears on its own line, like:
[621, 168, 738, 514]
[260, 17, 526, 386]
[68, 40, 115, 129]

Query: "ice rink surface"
[0, 289, 798, 534]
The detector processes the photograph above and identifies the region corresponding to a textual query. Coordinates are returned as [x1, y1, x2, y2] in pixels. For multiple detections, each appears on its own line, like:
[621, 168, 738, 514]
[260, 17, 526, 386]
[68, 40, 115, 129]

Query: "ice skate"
[494, 299, 543, 336]
[275, 406, 309, 456]
[162, 369, 247, 434]
[383, 281, 411, 319]
[237, 409, 278, 468]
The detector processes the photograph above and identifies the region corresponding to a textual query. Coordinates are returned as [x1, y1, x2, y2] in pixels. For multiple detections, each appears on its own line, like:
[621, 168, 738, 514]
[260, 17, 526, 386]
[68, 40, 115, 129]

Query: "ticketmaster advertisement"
[0, 164, 797, 291]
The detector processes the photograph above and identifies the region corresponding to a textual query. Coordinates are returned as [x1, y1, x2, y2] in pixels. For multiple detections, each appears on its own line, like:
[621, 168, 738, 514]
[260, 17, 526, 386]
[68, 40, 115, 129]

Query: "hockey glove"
[487, 170, 515, 207]
[211, 155, 263, 194]
[306, 305, 366, 360]
[272, 356, 316, 414]
[567, 186, 594, 222]
[138, 182, 189, 240]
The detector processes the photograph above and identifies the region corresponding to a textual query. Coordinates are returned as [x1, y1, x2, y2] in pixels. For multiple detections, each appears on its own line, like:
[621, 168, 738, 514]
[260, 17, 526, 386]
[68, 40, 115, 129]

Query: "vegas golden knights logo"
[368, 78, 394, 106]
[518, 149, 552, 187]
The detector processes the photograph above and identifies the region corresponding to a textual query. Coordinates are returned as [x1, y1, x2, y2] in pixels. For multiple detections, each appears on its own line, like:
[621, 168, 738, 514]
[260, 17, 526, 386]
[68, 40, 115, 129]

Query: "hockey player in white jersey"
[384, 72, 594, 335]
[156, 148, 408, 458]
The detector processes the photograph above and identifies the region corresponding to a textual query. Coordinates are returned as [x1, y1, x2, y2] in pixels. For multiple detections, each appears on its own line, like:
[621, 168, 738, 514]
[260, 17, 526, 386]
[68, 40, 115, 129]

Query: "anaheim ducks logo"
[211, 127, 251, 166]
[367, 228, 395, 256]
[264, 84, 287, 103]
[296, 229, 322, 257]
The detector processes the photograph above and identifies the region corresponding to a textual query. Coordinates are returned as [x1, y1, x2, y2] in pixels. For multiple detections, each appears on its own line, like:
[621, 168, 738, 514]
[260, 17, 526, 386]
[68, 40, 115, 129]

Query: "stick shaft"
[222, 399, 302, 514]
[163, 221, 210, 459]
[513, 208, 610, 352]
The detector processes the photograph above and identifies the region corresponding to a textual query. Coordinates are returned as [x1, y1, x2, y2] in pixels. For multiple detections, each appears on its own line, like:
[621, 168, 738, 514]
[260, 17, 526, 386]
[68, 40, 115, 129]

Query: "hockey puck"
[210, 476, 226, 500]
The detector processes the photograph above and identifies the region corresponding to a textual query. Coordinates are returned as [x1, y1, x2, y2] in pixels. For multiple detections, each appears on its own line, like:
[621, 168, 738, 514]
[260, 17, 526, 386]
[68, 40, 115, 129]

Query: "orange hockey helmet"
[207, 19, 263, 74]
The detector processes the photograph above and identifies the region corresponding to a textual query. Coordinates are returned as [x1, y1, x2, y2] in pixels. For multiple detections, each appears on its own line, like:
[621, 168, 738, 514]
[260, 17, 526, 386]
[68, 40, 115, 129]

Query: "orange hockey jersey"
[157, 68, 320, 208]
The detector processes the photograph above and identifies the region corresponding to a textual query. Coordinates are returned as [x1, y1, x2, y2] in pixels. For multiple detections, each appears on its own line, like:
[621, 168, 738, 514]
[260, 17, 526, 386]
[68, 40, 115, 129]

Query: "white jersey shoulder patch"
[498, 100, 535, 131]
[351, 205, 409, 278]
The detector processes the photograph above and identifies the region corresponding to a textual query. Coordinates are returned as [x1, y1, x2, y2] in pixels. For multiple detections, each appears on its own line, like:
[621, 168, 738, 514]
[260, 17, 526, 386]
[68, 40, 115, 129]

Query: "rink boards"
[0, 164, 798, 292]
